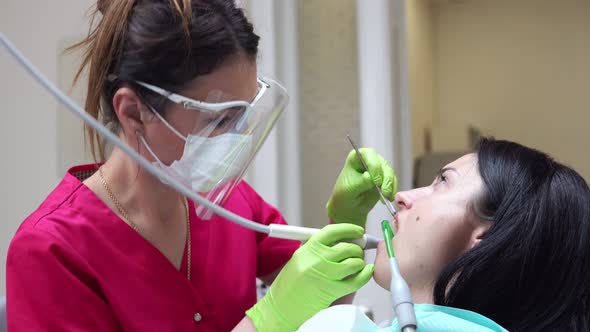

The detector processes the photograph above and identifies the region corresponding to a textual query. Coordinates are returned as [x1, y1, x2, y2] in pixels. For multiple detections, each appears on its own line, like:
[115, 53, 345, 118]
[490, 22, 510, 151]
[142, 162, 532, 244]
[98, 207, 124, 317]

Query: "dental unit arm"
[382, 220, 417, 332]
[0, 33, 380, 250]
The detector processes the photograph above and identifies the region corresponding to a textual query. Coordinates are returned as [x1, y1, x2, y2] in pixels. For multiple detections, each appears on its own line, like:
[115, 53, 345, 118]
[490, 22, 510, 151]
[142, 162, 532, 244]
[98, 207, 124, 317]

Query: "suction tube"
[0, 33, 380, 249]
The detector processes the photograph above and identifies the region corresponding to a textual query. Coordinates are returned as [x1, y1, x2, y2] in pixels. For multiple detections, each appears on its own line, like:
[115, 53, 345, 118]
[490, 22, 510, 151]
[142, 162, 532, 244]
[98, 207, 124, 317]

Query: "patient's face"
[373, 154, 488, 298]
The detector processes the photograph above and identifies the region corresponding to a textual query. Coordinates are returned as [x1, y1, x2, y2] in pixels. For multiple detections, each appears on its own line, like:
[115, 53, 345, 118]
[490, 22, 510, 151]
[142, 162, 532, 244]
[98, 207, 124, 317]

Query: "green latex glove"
[326, 148, 397, 227]
[246, 224, 374, 332]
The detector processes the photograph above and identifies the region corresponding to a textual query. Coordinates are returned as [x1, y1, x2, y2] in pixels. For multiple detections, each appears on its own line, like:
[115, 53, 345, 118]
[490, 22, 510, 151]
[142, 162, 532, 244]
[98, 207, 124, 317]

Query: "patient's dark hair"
[433, 137, 590, 331]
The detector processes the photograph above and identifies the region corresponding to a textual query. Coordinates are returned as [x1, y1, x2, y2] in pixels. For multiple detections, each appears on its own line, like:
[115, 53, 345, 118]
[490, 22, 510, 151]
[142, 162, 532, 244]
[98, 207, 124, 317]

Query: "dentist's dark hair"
[68, 0, 259, 161]
[433, 138, 590, 331]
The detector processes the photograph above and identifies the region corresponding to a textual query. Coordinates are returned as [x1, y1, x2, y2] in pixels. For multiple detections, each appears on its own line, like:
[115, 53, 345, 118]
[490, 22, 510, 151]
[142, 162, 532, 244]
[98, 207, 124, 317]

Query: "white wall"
[298, 0, 361, 230]
[243, 0, 302, 226]
[0, 0, 95, 295]
[406, 0, 436, 159]
[432, 0, 590, 179]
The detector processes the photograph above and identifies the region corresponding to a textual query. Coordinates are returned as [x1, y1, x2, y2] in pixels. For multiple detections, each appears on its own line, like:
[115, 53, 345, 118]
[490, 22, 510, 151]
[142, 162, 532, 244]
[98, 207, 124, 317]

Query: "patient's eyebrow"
[437, 167, 460, 179]
[441, 167, 460, 175]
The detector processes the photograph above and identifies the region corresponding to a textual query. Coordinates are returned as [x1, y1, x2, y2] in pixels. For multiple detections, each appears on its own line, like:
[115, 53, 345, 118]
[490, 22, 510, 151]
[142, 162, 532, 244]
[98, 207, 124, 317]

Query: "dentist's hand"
[246, 224, 374, 332]
[326, 148, 397, 227]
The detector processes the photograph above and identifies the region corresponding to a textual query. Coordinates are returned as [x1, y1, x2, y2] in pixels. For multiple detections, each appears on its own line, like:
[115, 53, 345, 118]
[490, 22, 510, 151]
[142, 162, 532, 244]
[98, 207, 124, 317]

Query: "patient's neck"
[409, 285, 434, 304]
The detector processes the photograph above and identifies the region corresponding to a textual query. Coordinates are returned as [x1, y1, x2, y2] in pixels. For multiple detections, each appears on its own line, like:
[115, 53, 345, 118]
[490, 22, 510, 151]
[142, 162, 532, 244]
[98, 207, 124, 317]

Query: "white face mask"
[142, 133, 252, 193]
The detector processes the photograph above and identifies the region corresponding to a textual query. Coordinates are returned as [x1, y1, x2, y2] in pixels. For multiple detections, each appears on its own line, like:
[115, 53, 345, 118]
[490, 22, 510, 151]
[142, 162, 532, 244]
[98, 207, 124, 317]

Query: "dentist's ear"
[112, 87, 159, 138]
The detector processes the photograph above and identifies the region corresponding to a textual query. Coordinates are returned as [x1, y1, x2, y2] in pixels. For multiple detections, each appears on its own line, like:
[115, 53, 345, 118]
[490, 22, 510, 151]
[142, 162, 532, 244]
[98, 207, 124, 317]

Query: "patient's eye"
[434, 169, 449, 186]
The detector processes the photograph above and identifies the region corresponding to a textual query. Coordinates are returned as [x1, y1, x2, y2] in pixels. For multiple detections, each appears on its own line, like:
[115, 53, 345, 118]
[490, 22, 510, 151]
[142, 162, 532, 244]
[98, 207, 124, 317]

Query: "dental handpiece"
[268, 224, 381, 249]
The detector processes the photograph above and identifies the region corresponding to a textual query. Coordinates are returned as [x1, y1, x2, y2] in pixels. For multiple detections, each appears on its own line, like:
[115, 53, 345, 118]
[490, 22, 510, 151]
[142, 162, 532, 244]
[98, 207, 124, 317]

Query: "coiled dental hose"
[0, 33, 380, 250]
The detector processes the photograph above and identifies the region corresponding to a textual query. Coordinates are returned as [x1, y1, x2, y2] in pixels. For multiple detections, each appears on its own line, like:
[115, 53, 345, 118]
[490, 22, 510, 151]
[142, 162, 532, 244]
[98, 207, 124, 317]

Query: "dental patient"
[301, 138, 590, 331]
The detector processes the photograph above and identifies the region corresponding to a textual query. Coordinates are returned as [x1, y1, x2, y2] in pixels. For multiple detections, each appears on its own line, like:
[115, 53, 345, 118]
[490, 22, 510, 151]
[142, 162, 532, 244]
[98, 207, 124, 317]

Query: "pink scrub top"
[7, 164, 300, 331]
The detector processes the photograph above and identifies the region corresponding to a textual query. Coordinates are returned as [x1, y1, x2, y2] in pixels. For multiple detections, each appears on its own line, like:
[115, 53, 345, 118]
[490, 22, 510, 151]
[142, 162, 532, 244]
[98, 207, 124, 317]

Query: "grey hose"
[0, 32, 270, 234]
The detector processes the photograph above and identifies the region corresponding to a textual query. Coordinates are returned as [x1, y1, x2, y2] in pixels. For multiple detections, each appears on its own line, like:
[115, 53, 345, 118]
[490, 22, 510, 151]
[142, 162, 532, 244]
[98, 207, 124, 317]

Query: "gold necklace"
[97, 167, 191, 281]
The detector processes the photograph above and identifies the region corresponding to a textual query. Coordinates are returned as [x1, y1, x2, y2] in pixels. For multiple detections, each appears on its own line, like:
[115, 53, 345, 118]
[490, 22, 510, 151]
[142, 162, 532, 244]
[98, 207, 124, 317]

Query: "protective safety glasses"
[136, 76, 288, 219]
[136, 78, 277, 139]
[135, 78, 268, 113]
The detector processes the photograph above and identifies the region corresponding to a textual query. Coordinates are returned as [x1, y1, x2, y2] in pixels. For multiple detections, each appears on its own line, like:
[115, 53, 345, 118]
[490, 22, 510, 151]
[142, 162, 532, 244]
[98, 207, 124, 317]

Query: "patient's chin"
[373, 264, 391, 291]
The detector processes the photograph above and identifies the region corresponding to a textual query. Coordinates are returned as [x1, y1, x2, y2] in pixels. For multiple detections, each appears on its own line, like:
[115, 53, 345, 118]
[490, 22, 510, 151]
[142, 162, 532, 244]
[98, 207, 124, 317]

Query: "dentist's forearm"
[232, 316, 258, 332]
[332, 292, 356, 305]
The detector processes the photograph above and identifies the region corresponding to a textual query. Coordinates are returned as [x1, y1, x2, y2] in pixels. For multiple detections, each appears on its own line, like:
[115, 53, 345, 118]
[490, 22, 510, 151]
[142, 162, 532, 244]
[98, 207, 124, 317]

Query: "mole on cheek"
[415, 216, 420, 222]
